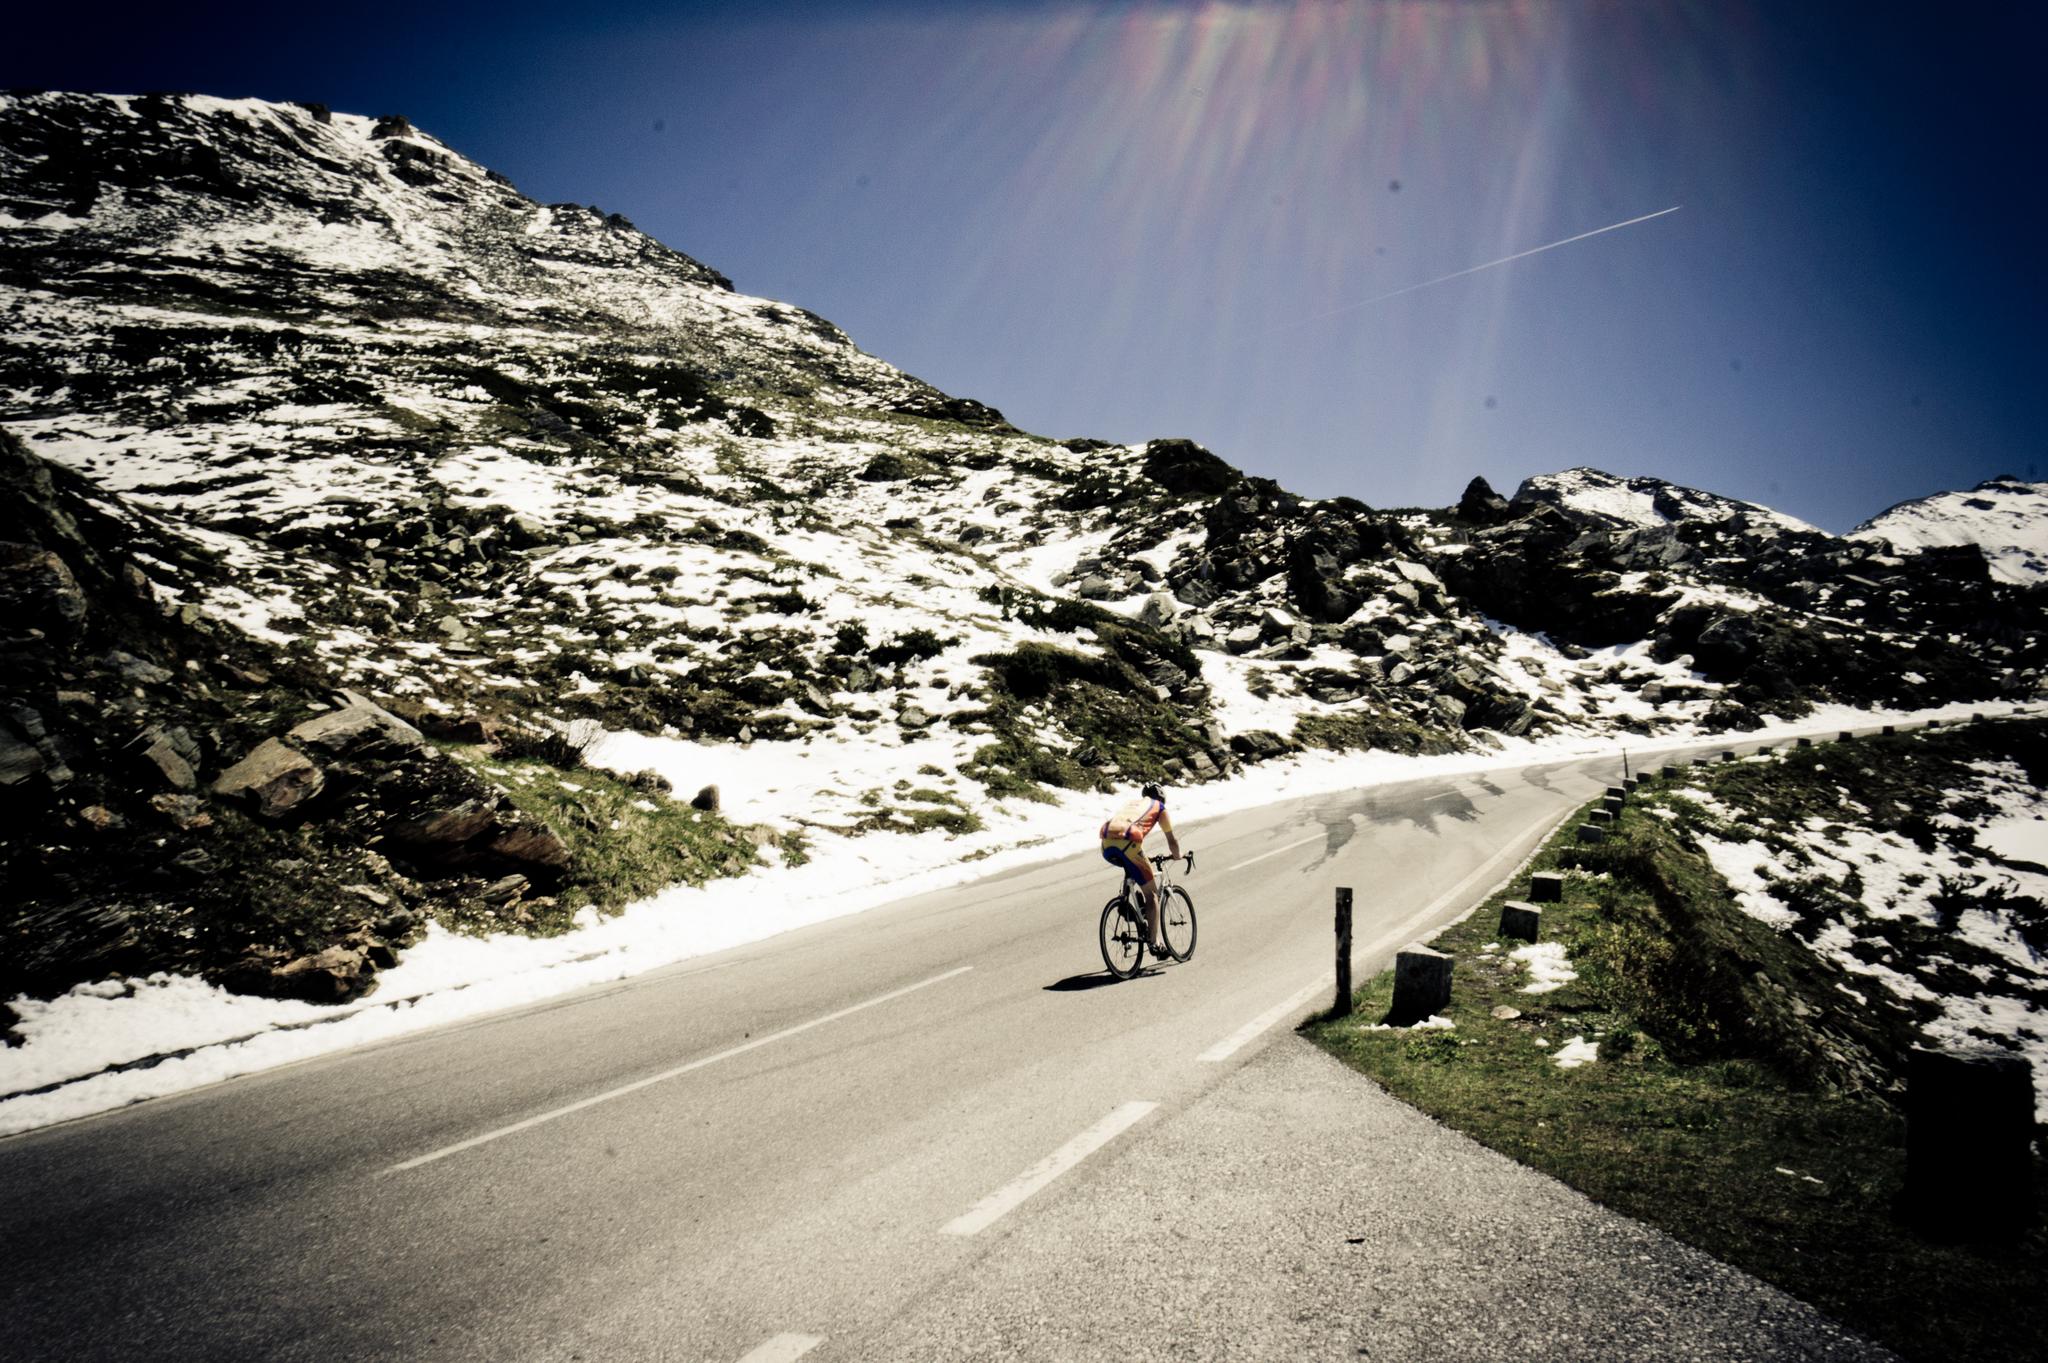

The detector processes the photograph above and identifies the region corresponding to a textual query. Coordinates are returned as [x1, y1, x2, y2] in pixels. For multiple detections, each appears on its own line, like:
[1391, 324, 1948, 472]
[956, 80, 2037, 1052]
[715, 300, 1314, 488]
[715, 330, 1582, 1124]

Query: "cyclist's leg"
[1132, 851, 1164, 950]
[1103, 839, 1161, 948]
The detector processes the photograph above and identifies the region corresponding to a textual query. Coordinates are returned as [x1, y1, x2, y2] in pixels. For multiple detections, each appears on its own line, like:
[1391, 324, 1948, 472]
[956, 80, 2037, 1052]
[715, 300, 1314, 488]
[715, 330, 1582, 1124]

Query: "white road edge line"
[386, 966, 976, 1174]
[941, 1101, 1158, 1236]
[1379, 804, 1580, 948]
[1197, 802, 1576, 1064]
[1196, 979, 1327, 1063]
[1220, 832, 1325, 873]
[734, 1333, 825, 1363]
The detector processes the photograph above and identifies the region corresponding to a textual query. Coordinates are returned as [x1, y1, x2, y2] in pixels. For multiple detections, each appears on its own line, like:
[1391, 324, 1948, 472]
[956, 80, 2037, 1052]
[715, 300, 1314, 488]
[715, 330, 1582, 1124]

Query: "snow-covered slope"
[1, 91, 2040, 1008]
[1852, 476, 2048, 586]
[1514, 467, 1819, 535]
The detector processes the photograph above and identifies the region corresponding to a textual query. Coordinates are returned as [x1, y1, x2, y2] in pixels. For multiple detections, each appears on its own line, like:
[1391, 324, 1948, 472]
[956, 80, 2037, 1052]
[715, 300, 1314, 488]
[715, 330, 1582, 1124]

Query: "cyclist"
[1099, 781, 1182, 956]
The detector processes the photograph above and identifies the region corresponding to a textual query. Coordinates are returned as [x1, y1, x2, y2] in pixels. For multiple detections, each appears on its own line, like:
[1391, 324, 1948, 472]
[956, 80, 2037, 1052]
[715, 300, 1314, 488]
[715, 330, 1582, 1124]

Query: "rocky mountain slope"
[2, 91, 2041, 1005]
[0, 425, 785, 1013]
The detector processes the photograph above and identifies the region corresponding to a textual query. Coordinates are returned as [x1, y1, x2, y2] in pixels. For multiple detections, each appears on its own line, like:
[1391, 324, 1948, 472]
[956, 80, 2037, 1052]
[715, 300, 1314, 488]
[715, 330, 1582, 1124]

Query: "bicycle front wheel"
[1160, 885, 1197, 961]
[1099, 895, 1143, 979]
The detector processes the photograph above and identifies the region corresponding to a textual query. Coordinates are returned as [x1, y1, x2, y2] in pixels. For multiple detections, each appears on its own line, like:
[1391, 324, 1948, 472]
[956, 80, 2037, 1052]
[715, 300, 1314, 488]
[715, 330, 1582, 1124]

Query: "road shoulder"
[848, 1037, 1894, 1362]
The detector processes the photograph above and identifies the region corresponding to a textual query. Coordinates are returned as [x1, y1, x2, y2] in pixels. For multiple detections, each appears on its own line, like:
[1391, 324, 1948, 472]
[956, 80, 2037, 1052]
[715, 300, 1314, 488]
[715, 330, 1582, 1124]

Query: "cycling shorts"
[1101, 839, 1153, 884]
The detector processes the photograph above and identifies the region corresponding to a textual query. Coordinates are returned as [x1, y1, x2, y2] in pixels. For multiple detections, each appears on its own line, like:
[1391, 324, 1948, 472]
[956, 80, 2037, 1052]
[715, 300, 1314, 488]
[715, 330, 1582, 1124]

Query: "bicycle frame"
[1120, 851, 1191, 905]
[1100, 851, 1195, 977]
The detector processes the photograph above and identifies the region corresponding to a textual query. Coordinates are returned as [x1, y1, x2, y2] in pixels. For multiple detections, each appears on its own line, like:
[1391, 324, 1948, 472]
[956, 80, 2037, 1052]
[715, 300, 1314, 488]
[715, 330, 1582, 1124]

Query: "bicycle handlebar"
[1150, 851, 1195, 872]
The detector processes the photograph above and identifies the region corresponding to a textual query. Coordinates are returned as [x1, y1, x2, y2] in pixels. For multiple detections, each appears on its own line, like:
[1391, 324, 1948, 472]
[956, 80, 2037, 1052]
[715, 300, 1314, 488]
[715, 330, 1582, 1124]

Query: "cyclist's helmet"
[1141, 781, 1165, 803]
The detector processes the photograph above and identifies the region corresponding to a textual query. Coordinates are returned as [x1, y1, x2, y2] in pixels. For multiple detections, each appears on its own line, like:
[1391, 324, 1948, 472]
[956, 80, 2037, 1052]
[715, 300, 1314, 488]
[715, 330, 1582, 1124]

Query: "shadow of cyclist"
[1044, 969, 1162, 992]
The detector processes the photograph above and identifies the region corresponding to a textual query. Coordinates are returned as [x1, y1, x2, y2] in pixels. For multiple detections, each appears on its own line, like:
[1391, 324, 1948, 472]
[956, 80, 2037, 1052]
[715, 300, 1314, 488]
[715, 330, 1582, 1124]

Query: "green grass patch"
[1307, 742, 2048, 1363]
[962, 641, 1208, 797]
[960, 597, 1215, 798]
[1293, 710, 1464, 756]
[848, 784, 983, 836]
[448, 747, 784, 929]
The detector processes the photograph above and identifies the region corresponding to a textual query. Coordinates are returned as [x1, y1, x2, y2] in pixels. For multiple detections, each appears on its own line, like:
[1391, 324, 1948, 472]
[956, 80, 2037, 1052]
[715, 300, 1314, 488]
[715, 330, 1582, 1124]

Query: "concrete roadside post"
[1390, 945, 1451, 1025]
[1904, 1045, 2036, 1242]
[1529, 872, 1563, 902]
[1499, 901, 1542, 943]
[1333, 887, 1353, 1019]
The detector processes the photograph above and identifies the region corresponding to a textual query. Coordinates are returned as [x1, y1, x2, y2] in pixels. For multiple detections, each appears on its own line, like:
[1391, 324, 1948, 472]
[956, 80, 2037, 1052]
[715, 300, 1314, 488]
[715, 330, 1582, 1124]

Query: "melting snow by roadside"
[1553, 1036, 1600, 1069]
[1512, 941, 1578, 995]
[1368, 1015, 1455, 1031]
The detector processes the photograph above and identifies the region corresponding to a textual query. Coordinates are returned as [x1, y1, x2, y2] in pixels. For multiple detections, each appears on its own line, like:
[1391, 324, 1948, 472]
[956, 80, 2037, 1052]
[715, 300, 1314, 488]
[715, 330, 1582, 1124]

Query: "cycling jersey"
[1100, 797, 1169, 883]
[1100, 797, 1165, 845]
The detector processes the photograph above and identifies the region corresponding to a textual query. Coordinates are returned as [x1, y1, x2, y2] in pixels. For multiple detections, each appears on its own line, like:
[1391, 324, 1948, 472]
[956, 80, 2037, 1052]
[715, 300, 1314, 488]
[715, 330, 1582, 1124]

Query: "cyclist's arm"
[1160, 810, 1181, 859]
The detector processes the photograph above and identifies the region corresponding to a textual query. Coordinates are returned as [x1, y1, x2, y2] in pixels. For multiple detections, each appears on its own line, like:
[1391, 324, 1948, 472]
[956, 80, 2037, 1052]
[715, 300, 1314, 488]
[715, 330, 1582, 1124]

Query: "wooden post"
[1333, 887, 1353, 1018]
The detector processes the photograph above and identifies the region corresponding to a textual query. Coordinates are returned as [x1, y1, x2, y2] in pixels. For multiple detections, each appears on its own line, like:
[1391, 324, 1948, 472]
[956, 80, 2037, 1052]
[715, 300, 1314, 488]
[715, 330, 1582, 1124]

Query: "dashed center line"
[941, 1101, 1158, 1236]
[386, 966, 975, 1174]
[1220, 832, 1325, 873]
[733, 1333, 824, 1363]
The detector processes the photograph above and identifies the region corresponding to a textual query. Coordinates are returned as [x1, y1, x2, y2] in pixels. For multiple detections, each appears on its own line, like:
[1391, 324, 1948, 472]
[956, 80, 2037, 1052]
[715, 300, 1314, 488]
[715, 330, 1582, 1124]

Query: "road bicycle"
[1099, 851, 1197, 979]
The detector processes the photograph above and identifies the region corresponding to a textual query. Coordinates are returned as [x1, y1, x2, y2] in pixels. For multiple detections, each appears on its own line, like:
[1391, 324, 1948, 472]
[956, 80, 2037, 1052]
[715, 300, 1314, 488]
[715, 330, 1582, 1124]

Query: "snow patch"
[1513, 941, 1577, 994]
[1553, 1035, 1600, 1069]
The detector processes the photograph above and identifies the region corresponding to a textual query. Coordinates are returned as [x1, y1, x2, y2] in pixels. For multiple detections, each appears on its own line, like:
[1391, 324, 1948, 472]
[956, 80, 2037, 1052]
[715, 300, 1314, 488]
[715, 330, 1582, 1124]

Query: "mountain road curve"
[0, 733, 1892, 1362]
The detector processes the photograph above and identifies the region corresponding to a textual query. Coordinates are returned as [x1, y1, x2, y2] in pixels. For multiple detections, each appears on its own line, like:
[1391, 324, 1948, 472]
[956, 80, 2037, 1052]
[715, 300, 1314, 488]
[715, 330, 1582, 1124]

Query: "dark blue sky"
[11, 1, 2044, 531]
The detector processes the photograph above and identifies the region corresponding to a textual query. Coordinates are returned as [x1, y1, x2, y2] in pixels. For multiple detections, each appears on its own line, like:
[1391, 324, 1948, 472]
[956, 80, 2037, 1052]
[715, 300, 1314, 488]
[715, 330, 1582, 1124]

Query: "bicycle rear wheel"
[1160, 885, 1197, 961]
[1099, 894, 1144, 979]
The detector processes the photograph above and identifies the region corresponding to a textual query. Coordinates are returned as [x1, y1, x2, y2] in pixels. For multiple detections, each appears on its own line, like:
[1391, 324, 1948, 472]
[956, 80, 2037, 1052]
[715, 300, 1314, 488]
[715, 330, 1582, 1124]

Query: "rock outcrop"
[0, 429, 576, 1004]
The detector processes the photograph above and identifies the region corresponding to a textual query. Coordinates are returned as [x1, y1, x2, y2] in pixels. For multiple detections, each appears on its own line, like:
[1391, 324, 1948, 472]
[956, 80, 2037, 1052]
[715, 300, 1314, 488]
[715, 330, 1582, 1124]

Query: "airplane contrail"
[1268, 204, 1683, 333]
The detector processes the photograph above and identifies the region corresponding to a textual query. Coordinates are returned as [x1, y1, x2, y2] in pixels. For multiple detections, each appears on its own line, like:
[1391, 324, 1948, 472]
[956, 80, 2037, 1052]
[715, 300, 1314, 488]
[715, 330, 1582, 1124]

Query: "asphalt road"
[0, 735, 1887, 1362]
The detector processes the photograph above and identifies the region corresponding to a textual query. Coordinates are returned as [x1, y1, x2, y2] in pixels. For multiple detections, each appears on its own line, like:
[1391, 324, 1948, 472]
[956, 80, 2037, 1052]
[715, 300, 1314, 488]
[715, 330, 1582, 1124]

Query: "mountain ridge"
[1851, 475, 2048, 587]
